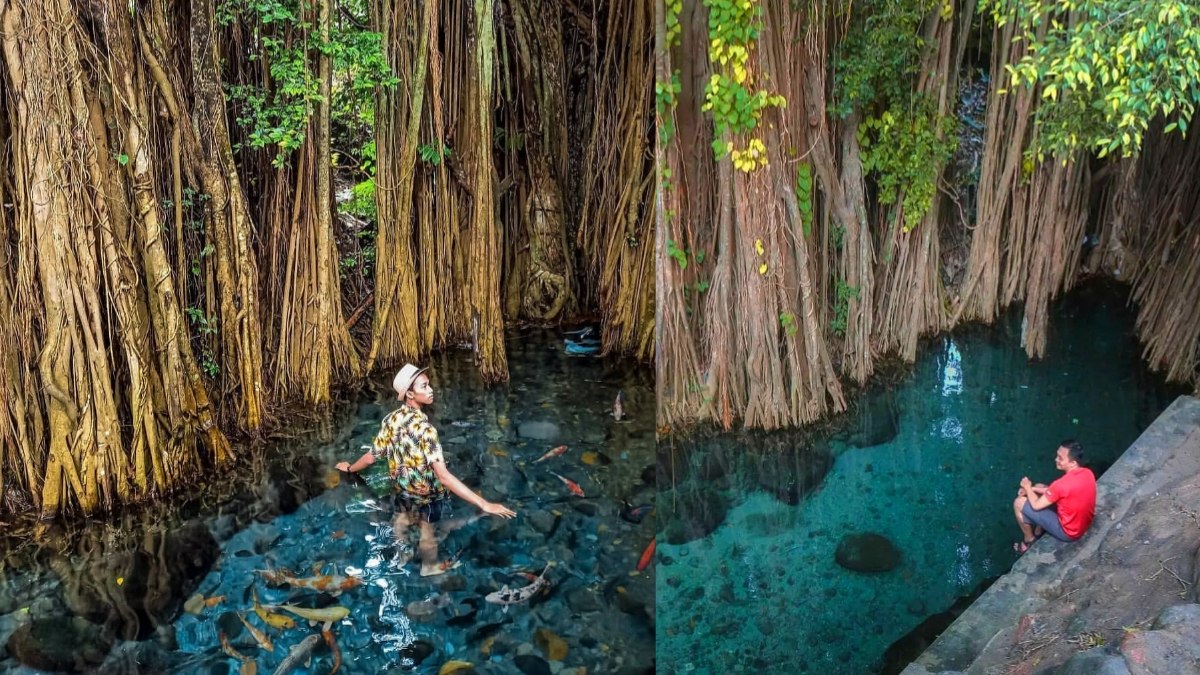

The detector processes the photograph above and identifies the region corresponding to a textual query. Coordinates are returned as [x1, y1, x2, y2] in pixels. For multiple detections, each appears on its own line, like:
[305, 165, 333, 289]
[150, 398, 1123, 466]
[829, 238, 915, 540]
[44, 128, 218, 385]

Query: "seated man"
[1013, 439, 1097, 553]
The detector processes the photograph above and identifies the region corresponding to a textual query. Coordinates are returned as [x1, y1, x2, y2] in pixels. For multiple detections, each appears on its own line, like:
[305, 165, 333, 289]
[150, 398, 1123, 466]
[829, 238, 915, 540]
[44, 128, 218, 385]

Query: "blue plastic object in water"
[564, 338, 601, 355]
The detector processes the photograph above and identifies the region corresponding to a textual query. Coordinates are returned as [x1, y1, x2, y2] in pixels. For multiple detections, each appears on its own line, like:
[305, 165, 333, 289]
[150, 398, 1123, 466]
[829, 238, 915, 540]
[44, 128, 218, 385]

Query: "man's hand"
[481, 501, 517, 519]
[336, 461, 352, 472]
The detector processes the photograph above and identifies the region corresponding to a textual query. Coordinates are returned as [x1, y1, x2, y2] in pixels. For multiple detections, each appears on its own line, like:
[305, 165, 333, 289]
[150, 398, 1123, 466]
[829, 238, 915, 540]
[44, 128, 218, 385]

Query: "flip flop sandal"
[1013, 540, 1033, 554]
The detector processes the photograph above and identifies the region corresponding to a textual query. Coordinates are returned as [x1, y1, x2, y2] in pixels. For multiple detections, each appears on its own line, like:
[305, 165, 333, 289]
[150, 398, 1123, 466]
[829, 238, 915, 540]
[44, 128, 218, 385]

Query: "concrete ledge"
[904, 395, 1200, 674]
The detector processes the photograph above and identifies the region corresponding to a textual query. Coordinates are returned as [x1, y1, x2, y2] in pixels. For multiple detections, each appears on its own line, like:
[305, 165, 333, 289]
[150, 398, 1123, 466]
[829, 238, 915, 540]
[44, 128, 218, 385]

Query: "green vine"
[795, 162, 814, 237]
[665, 0, 683, 48]
[857, 101, 957, 229]
[656, 70, 682, 145]
[700, 0, 785, 172]
[779, 311, 798, 337]
[184, 308, 220, 377]
[831, 280, 861, 337]
[417, 142, 453, 165]
[832, 0, 955, 229]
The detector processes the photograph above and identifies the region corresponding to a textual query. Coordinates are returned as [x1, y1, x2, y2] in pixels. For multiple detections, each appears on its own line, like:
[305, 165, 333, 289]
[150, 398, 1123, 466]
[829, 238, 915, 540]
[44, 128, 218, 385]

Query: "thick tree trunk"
[575, 0, 655, 359]
[509, 0, 574, 322]
[1, 0, 233, 517]
[368, 0, 432, 371]
[188, 0, 266, 431]
[273, 0, 362, 404]
[465, 0, 510, 381]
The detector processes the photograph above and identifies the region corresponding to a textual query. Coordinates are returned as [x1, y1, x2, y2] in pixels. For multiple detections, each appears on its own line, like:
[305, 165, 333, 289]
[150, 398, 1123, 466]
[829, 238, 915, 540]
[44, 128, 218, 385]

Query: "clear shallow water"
[0, 329, 655, 674]
[655, 282, 1186, 675]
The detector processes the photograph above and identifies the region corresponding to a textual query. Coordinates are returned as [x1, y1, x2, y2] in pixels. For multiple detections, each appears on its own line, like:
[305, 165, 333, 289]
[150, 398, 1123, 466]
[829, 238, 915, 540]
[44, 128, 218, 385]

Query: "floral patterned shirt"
[370, 406, 448, 506]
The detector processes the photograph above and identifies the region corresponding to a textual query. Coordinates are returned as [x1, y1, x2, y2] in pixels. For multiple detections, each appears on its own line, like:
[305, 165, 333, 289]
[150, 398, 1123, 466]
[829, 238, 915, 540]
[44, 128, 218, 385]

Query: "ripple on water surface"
[0, 329, 655, 674]
[656, 282, 1185, 675]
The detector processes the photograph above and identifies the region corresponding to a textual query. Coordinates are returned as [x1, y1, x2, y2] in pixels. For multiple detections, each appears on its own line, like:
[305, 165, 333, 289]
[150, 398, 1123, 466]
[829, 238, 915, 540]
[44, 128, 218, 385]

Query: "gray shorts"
[1022, 500, 1072, 542]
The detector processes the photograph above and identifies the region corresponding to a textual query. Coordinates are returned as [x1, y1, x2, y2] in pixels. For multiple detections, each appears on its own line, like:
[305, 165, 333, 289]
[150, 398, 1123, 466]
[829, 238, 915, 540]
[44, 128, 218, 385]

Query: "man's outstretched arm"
[432, 461, 516, 518]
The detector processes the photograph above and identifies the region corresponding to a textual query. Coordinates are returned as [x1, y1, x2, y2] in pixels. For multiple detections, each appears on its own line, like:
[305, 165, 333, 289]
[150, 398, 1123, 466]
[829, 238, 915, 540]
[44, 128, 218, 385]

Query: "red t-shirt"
[1046, 467, 1097, 539]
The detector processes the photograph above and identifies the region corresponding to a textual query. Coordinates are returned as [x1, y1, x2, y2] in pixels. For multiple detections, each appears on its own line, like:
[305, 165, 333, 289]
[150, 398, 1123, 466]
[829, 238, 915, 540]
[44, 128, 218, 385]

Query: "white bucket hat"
[392, 363, 428, 399]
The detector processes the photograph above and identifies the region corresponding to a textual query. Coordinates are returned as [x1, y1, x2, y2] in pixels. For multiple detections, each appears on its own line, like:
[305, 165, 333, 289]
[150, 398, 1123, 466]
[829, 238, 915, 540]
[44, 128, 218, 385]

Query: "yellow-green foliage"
[988, 0, 1200, 160]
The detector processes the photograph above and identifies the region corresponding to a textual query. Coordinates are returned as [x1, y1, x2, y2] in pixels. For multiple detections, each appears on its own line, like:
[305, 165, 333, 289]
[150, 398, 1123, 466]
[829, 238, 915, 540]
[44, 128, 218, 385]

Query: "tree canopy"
[986, 0, 1200, 160]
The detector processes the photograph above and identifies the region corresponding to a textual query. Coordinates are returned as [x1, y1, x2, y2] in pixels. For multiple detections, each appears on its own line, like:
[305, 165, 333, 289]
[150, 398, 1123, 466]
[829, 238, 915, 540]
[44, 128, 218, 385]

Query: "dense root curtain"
[0, 0, 230, 518]
[576, 0, 656, 360]
[367, 0, 432, 371]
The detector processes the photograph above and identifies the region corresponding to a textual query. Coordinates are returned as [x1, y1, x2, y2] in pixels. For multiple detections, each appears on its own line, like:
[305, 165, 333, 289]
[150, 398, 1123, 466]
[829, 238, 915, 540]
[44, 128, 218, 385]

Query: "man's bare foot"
[420, 559, 462, 577]
[1013, 538, 1035, 554]
[389, 542, 414, 569]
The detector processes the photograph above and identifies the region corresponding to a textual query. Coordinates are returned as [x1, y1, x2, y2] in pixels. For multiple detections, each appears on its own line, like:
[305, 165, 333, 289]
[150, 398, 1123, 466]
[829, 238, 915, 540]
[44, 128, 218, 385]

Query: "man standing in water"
[337, 364, 517, 576]
[1012, 439, 1096, 553]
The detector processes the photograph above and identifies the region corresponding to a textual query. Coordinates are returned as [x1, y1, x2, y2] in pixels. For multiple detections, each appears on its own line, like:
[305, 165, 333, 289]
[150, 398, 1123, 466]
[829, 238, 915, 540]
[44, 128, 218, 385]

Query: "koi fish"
[184, 593, 226, 615]
[636, 538, 656, 572]
[485, 563, 553, 613]
[270, 633, 321, 675]
[533, 445, 568, 463]
[265, 603, 351, 624]
[257, 568, 362, 595]
[323, 629, 341, 675]
[253, 588, 296, 630]
[620, 503, 653, 524]
[236, 612, 274, 653]
[549, 471, 584, 497]
[612, 390, 625, 421]
[219, 630, 251, 662]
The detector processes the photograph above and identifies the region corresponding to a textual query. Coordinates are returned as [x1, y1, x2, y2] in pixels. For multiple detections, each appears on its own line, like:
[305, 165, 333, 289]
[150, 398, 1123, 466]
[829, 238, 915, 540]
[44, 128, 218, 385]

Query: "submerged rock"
[8, 616, 112, 672]
[879, 577, 991, 674]
[640, 465, 655, 485]
[517, 421, 560, 441]
[528, 510, 557, 535]
[514, 654, 552, 675]
[566, 586, 601, 613]
[1058, 648, 1131, 675]
[834, 532, 901, 573]
[399, 639, 435, 667]
[533, 627, 568, 661]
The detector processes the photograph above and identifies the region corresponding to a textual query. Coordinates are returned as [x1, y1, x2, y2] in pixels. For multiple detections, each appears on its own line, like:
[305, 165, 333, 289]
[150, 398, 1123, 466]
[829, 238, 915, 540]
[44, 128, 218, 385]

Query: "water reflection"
[0, 329, 654, 674]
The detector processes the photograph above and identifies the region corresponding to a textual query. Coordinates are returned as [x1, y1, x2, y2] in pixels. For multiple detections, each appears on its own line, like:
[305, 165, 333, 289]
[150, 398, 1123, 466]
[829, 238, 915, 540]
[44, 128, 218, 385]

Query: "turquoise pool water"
[655, 282, 1185, 674]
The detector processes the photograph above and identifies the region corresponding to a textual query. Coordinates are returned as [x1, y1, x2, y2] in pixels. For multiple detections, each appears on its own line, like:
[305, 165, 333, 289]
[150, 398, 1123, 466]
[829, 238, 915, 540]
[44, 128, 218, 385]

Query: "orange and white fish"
[257, 568, 362, 595]
[636, 538, 656, 572]
[549, 471, 585, 497]
[533, 445, 568, 463]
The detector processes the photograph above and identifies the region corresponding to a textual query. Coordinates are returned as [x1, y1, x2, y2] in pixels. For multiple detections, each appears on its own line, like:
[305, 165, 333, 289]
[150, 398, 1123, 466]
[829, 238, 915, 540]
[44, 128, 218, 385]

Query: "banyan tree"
[657, 0, 1200, 432]
[0, 0, 653, 519]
